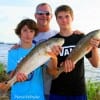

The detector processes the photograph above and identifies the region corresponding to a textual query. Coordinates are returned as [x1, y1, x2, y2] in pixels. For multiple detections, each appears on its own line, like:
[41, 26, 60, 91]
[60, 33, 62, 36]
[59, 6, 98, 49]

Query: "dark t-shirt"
[50, 33, 91, 96]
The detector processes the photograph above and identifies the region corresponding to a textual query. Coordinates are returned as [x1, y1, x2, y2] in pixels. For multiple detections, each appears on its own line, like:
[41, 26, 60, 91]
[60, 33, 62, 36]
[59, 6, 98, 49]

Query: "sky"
[0, 0, 100, 43]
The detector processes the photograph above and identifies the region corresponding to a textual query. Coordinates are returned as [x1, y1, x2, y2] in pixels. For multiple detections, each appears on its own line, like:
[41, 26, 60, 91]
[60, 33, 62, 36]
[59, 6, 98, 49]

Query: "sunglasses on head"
[36, 10, 51, 16]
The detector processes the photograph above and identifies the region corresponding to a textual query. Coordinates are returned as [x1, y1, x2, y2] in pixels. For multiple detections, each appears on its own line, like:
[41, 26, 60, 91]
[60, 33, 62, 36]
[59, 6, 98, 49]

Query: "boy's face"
[56, 11, 73, 29]
[20, 25, 35, 44]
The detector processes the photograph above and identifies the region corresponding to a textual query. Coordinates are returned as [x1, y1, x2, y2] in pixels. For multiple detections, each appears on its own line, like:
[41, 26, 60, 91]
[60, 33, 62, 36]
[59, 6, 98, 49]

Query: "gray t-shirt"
[33, 30, 57, 45]
[33, 30, 57, 95]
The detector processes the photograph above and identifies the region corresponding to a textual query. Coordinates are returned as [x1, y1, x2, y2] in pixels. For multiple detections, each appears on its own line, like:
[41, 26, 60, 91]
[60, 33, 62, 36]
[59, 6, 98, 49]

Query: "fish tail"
[0, 81, 11, 92]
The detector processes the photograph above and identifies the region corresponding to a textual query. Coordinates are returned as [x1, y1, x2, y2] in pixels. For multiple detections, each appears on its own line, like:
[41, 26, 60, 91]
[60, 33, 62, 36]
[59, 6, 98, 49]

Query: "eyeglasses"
[36, 10, 51, 16]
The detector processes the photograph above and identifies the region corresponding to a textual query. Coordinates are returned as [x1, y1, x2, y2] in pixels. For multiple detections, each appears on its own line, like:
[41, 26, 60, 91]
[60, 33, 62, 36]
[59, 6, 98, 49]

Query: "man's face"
[35, 5, 52, 27]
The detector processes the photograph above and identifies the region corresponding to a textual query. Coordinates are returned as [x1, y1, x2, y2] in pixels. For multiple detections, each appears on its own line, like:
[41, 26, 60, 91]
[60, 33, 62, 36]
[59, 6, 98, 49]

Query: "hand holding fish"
[9, 71, 27, 82]
[51, 45, 62, 56]
[16, 72, 27, 82]
[60, 59, 75, 73]
[90, 38, 100, 48]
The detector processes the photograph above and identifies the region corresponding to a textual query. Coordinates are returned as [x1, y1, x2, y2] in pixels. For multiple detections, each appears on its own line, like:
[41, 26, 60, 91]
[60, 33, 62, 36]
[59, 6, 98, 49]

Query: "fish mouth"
[0, 82, 10, 92]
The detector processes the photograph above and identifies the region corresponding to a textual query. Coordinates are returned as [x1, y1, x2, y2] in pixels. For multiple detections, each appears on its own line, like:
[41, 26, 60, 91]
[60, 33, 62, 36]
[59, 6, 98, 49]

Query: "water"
[0, 43, 13, 65]
[0, 43, 100, 82]
[85, 58, 100, 82]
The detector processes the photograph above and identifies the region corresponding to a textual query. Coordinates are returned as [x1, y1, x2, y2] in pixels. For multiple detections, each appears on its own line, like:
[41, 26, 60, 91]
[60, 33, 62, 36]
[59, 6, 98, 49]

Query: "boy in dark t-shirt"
[47, 5, 100, 100]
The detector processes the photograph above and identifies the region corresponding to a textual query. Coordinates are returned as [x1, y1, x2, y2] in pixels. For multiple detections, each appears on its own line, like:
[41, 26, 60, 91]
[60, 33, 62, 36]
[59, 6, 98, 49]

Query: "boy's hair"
[55, 5, 74, 18]
[15, 18, 38, 37]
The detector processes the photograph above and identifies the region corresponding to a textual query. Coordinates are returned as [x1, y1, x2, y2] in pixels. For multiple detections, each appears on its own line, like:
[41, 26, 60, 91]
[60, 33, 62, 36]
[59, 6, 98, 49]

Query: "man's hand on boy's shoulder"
[73, 30, 84, 35]
[11, 44, 20, 49]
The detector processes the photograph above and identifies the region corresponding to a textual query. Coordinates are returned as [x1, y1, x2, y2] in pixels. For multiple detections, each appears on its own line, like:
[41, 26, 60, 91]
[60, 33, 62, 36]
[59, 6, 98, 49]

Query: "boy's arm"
[46, 57, 58, 78]
[46, 45, 62, 78]
[88, 38, 100, 67]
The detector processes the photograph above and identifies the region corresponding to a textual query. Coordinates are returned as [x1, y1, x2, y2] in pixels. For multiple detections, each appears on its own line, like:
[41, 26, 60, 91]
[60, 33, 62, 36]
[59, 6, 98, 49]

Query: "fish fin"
[0, 81, 11, 92]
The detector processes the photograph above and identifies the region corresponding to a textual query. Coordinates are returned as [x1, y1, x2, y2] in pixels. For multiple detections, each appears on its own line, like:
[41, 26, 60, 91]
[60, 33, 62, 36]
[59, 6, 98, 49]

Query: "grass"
[0, 63, 10, 100]
[0, 63, 5, 73]
[86, 80, 100, 100]
[0, 63, 10, 82]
